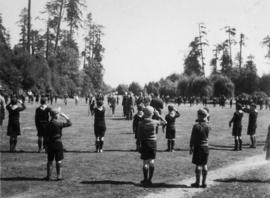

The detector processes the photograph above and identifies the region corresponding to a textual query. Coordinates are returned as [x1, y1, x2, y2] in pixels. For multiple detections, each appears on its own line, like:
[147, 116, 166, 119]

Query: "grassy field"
[1, 98, 270, 198]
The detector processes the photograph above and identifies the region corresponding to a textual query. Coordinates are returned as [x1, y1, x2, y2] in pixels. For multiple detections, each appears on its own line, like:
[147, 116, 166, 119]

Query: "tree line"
[0, 0, 109, 97]
[116, 24, 270, 98]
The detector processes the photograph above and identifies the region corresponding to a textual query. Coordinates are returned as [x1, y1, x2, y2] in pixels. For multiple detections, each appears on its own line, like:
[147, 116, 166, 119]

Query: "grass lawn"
[1, 98, 270, 198]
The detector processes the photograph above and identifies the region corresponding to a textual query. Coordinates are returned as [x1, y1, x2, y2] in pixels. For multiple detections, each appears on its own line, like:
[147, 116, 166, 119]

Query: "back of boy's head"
[168, 105, 174, 112]
[137, 104, 144, 111]
[97, 100, 103, 107]
[40, 97, 47, 105]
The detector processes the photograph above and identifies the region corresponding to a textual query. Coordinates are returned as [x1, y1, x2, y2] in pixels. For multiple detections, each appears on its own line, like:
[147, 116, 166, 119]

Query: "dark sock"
[149, 165, 155, 182]
[171, 140, 175, 151]
[202, 169, 208, 186]
[100, 140, 104, 150]
[167, 140, 170, 151]
[143, 166, 148, 181]
[234, 139, 238, 150]
[195, 168, 201, 185]
[253, 136, 256, 147]
[38, 139, 42, 150]
[239, 139, 242, 150]
[9, 138, 13, 152]
[96, 141, 99, 151]
[13, 138, 17, 151]
[56, 162, 62, 180]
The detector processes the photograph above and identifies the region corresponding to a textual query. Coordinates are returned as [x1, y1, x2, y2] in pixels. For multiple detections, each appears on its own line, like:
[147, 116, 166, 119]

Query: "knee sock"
[38, 138, 42, 150]
[202, 169, 208, 185]
[149, 165, 155, 182]
[100, 140, 104, 150]
[195, 168, 201, 184]
[171, 140, 175, 151]
[9, 138, 13, 152]
[46, 162, 53, 179]
[167, 140, 171, 151]
[234, 139, 238, 150]
[250, 136, 253, 146]
[239, 139, 242, 150]
[96, 141, 99, 151]
[56, 162, 62, 179]
[143, 165, 148, 181]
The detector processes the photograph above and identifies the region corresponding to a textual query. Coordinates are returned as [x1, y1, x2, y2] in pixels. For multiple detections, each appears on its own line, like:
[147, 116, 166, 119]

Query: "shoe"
[43, 176, 51, 181]
[140, 180, 147, 186]
[56, 177, 63, 181]
[201, 184, 207, 188]
[100, 149, 103, 153]
[147, 180, 152, 186]
[191, 183, 200, 188]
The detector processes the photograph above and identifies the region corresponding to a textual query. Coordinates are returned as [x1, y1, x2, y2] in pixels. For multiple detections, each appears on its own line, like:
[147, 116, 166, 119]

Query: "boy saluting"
[243, 103, 258, 148]
[137, 106, 166, 186]
[44, 108, 72, 181]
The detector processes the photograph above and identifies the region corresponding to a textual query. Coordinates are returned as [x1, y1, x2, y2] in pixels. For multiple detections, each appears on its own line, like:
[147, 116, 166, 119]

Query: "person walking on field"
[44, 108, 72, 181]
[35, 97, 52, 152]
[264, 124, 270, 160]
[229, 103, 244, 151]
[243, 103, 258, 148]
[6, 97, 26, 152]
[163, 105, 180, 152]
[189, 108, 211, 188]
[137, 106, 166, 186]
[93, 100, 106, 153]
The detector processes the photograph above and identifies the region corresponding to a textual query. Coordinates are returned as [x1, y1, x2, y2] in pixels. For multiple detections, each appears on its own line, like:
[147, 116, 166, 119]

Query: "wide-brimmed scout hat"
[143, 106, 154, 118]
[197, 108, 208, 118]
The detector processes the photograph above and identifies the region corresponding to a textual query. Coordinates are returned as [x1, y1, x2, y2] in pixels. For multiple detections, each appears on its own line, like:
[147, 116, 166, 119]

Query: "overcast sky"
[1, 0, 270, 87]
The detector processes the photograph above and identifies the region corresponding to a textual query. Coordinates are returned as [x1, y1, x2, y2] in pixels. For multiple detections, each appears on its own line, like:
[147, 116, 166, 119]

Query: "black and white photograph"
[1, 0, 270, 197]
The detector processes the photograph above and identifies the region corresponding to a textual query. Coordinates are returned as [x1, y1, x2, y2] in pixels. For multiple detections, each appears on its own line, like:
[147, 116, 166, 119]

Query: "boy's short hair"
[137, 104, 144, 111]
[40, 97, 47, 105]
[11, 97, 17, 105]
[97, 100, 103, 107]
[168, 105, 174, 111]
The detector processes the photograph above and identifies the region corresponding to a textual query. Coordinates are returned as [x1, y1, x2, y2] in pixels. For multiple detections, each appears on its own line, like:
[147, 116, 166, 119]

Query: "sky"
[1, 0, 270, 87]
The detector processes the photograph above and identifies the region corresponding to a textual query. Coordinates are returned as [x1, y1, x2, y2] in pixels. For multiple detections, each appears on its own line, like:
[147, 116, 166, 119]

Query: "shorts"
[166, 128, 176, 139]
[140, 140, 157, 160]
[47, 141, 64, 162]
[247, 126, 256, 135]
[232, 126, 242, 137]
[94, 125, 106, 137]
[192, 146, 209, 165]
[37, 123, 48, 137]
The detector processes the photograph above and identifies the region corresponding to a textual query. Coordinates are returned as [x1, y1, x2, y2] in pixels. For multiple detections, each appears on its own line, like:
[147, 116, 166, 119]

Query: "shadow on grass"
[109, 117, 128, 121]
[81, 180, 191, 188]
[1, 177, 44, 181]
[0, 150, 39, 153]
[215, 178, 270, 183]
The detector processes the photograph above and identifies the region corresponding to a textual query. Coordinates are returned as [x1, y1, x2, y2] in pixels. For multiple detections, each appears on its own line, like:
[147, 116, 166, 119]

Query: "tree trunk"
[27, 0, 31, 53]
[54, 0, 65, 53]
